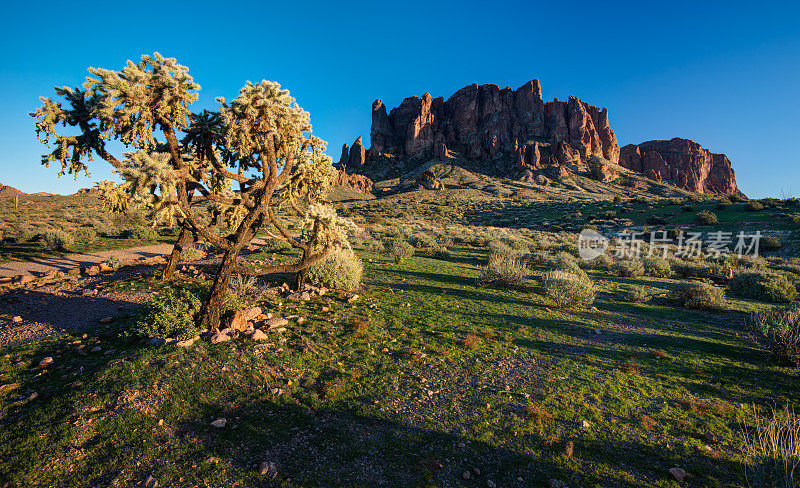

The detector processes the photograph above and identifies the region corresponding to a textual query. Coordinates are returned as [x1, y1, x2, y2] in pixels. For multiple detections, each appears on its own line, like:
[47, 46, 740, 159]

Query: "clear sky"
[1, 0, 798, 197]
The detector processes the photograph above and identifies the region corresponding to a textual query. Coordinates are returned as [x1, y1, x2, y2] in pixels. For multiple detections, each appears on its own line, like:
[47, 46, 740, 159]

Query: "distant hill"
[0, 183, 24, 198]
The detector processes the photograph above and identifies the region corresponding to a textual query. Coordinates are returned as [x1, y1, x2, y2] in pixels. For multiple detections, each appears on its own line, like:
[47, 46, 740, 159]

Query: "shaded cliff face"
[363, 80, 620, 170]
[619, 138, 742, 196]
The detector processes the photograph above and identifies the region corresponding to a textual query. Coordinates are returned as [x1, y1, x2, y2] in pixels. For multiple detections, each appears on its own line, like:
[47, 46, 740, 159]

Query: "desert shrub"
[696, 210, 719, 225]
[746, 201, 765, 211]
[761, 235, 781, 251]
[306, 247, 363, 291]
[105, 255, 123, 269]
[436, 234, 454, 247]
[750, 305, 800, 366]
[365, 239, 382, 252]
[600, 210, 617, 219]
[72, 227, 97, 242]
[587, 253, 613, 271]
[130, 288, 202, 340]
[542, 270, 595, 308]
[729, 271, 798, 303]
[479, 250, 529, 288]
[409, 233, 436, 249]
[121, 226, 158, 241]
[643, 257, 672, 278]
[671, 282, 727, 310]
[41, 230, 74, 252]
[554, 251, 584, 274]
[262, 238, 292, 253]
[673, 260, 715, 278]
[431, 246, 452, 260]
[180, 245, 206, 262]
[21, 229, 42, 243]
[611, 259, 645, 278]
[387, 239, 414, 263]
[623, 285, 652, 303]
[740, 405, 800, 488]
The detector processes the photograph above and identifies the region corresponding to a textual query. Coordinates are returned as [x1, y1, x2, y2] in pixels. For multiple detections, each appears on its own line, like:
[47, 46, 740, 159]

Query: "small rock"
[38, 357, 54, 369]
[297, 317, 306, 325]
[147, 337, 167, 347]
[487, 481, 496, 488]
[580, 420, 591, 428]
[462, 471, 471, 480]
[265, 317, 288, 329]
[669, 467, 687, 481]
[252, 329, 269, 342]
[345, 294, 360, 303]
[210, 418, 227, 429]
[11, 316, 22, 323]
[90, 346, 102, 353]
[258, 461, 278, 479]
[142, 475, 158, 488]
[548, 479, 567, 488]
[210, 332, 231, 344]
[229, 307, 262, 331]
[594, 329, 601, 335]
[176, 336, 199, 348]
[565, 440, 574, 458]
[99, 317, 113, 324]
[270, 388, 284, 396]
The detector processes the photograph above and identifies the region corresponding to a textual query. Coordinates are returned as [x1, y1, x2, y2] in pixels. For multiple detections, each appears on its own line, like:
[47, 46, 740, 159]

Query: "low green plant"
[643, 257, 671, 278]
[671, 282, 727, 310]
[611, 259, 645, 278]
[746, 201, 765, 211]
[696, 210, 719, 225]
[72, 227, 97, 242]
[129, 288, 202, 340]
[479, 250, 528, 288]
[761, 235, 781, 251]
[750, 305, 800, 366]
[409, 233, 436, 249]
[623, 285, 652, 303]
[306, 247, 363, 291]
[121, 226, 158, 241]
[542, 270, 595, 308]
[387, 239, 414, 263]
[740, 404, 800, 488]
[729, 271, 798, 303]
[41, 230, 73, 252]
[431, 246, 452, 260]
[105, 255, 123, 269]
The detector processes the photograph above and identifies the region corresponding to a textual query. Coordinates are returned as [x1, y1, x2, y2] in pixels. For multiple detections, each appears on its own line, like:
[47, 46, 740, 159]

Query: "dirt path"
[0, 244, 176, 278]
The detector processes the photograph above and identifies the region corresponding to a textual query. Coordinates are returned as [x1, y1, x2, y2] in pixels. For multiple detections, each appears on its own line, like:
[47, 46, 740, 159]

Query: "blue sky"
[1, 0, 798, 197]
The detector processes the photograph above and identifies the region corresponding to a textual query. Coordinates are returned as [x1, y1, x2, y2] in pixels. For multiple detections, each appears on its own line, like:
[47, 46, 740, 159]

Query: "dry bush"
[542, 270, 595, 308]
[479, 249, 529, 288]
[671, 282, 727, 310]
[463, 332, 482, 350]
[740, 404, 800, 488]
[525, 403, 554, 424]
[643, 257, 672, 278]
[41, 230, 73, 252]
[750, 305, 800, 366]
[611, 259, 645, 278]
[730, 271, 798, 303]
[307, 247, 363, 291]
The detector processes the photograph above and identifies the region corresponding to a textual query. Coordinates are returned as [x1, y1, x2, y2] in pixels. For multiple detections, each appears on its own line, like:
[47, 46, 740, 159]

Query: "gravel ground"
[0, 266, 157, 347]
[0, 244, 176, 278]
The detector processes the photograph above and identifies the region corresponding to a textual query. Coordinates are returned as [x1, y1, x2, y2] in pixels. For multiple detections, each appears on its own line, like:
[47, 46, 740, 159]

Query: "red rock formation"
[337, 136, 366, 168]
[362, 80, 620, 171]
[334, 168, 373, 194]
[619, 138, 741, 196]
[414, 170, 445, 190]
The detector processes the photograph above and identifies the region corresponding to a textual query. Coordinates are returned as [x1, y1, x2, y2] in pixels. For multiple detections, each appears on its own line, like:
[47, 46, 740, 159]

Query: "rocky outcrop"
[362, 80, 619, 173]
[338, 136, 366, 168]
[414, 170, 445, 190]
[334, 168, 373, 194]
[619, 138, 741, 196]
[0, 183, 23, 198]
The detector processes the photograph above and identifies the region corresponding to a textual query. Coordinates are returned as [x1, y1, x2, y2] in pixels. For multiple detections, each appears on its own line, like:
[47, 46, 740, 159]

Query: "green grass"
[1, 240, 797, 487]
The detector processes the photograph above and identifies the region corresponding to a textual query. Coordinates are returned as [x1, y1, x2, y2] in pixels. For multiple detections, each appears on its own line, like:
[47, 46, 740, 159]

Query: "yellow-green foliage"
[307, 247, 363, 291]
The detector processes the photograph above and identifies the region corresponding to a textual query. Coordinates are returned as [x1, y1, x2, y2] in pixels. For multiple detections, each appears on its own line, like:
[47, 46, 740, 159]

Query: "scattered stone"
[16, 275, 35, 284]
[669, 467, 687, 481]
[38, 357, 54, 369]
[487, 481, 497, 488]
[548, 479, 567, 488]
[210, 332, 231, 344]
[0, 383, 19, 393]
[265, 317, 288, 329]
[99, 263, 114, 273]
[229, 307, 262, 331]
[82, 265, 101, 276]
[258, 461, 278, 479]
[142, 475, 158, 488]
[580, 420, 592, 428]
[11, 316, 22, 323]
[297, 317, 306, 325]
[90, 346, 102, 353]
[252, 329, 269, 342]
[345, 294, 359, 303]
[176, 336, 200, 348]
[147, 337, 166, 346]
[99, 317, 113, 324]
[270, 388, 284, 396]
[210, 418, 227, 429]
[462, 471, 471, 480]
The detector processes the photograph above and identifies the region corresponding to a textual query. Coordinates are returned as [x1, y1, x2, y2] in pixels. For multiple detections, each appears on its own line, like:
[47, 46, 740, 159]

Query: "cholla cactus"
[32, 53, 349, 330]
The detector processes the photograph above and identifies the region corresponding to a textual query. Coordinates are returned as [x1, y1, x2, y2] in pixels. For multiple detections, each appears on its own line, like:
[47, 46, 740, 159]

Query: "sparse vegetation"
[671, 281, 727, 310]
[610, 259, 645, 278]
[751, 305, 800, 366]
[542, 269, 595, 308]
[729, 271, 798, 303]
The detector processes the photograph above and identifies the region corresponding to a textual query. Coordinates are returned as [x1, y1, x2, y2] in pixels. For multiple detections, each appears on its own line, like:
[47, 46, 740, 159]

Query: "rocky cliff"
[341, 80, 619, 175]
[619, 138, 741, 196]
